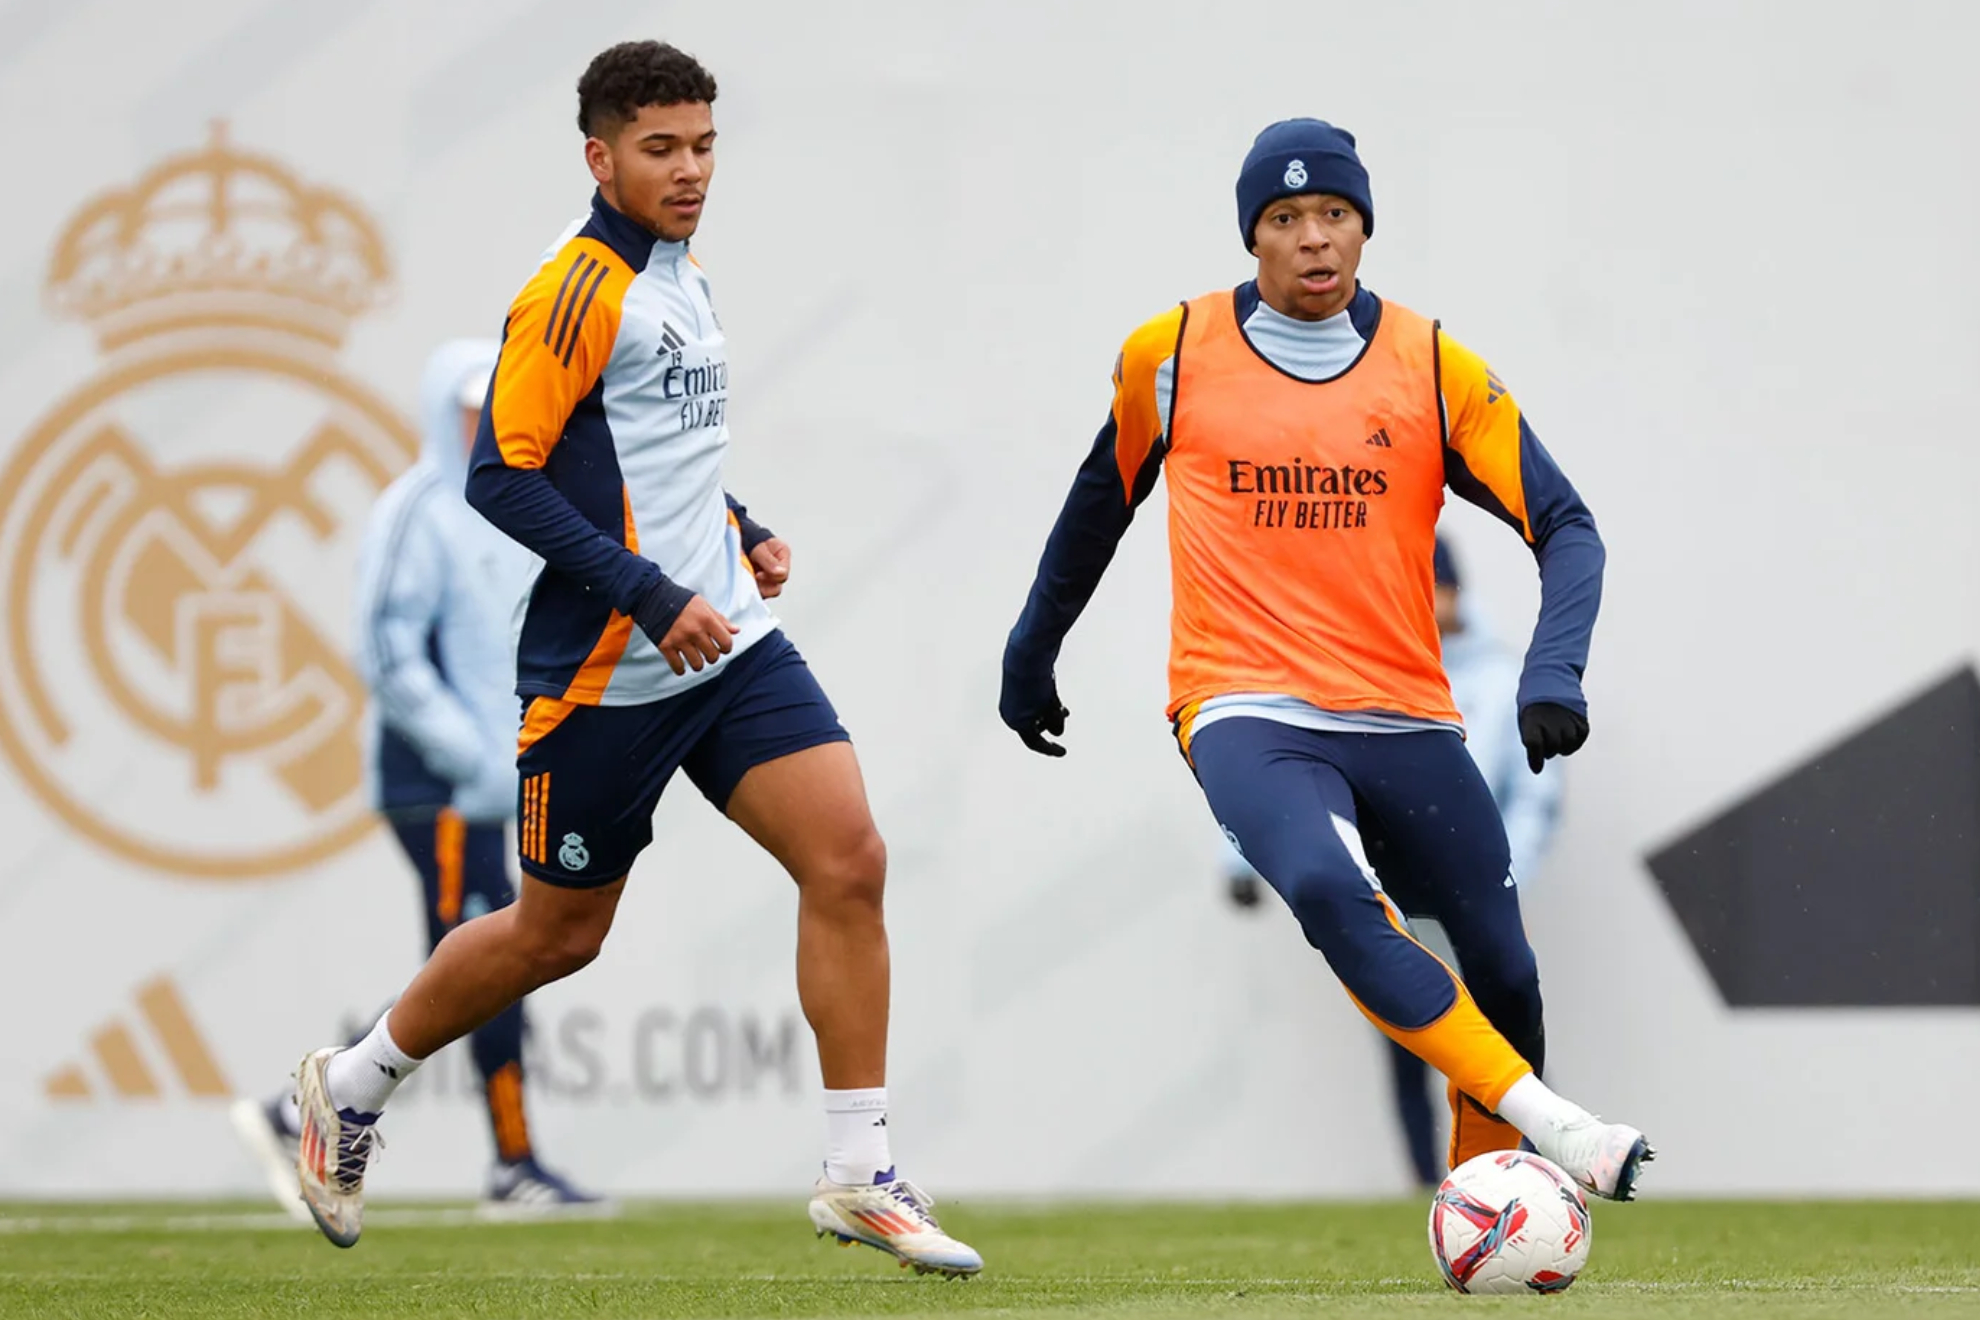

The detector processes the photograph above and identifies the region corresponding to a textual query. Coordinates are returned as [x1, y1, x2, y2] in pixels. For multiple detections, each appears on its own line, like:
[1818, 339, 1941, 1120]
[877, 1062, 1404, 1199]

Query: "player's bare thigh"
[724, 741, 886, 897]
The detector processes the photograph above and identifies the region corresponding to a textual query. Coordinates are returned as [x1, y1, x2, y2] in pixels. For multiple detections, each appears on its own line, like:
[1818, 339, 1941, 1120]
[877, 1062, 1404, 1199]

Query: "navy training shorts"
[514, 630, 849, 887]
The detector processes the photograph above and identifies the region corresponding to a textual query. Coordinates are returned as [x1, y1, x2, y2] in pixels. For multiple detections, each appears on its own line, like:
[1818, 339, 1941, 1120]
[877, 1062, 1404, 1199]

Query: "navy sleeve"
[1438, 328, 1604, 715]
[1002, 414, 1163, 692]
[464, 457, 661, 615]
[1515, 422, 1605, 712]
[1489, 419, 1604, 714]
[725, 491, 775, 554]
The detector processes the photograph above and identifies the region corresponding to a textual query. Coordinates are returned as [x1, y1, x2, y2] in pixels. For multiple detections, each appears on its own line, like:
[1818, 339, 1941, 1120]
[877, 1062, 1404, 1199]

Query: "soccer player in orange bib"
[1001, 119, 1653, 1200]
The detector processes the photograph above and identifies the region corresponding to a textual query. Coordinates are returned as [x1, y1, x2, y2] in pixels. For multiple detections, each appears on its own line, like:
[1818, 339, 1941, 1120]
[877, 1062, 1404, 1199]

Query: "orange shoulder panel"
[489, 238, 635, 470]
[1110, 305, 1185, 501]
[1438, 327, 1530, 540]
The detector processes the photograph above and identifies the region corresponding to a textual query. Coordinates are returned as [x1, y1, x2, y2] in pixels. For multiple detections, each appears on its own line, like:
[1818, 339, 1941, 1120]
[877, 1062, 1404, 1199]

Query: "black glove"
[1000, 668, 1070, 758]
[1518, 702, 1588, 775]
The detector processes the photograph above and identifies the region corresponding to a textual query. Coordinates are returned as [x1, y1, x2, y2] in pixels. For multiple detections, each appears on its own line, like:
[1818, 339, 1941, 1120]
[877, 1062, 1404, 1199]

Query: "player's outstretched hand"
[658, 595, 740, 675]
[1000, 668, 1070, 758]
[1518, 702, 1589, 774]
[749, 538, 791, 598]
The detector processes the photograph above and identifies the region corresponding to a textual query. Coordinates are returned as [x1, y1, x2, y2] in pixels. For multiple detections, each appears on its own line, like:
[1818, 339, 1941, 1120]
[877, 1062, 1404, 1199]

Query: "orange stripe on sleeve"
[489, 238, 633, 470]
[518, 697, 577, 758]
[1110, 306, 1185, 502]
[558, 485, 641, 703]
[621, 484, 641, 555]
[1437, 327, 1531, 539]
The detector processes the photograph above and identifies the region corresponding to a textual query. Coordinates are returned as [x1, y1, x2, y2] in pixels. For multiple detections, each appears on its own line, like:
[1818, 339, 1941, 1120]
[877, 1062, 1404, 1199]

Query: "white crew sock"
[1494, 1073, 1591, 1141]
[823, 1087, 893, 1185]
[324, 1016, 422, 1116]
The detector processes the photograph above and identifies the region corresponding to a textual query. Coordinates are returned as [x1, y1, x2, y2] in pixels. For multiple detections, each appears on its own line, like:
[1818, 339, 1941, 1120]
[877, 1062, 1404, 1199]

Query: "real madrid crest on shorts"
[0, 122, 418, 880]
[558, 833, 590, 872]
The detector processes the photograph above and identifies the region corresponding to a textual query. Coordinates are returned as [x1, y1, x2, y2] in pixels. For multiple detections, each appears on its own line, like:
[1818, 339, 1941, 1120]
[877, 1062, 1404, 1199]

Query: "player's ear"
[583, 135, 613, 186]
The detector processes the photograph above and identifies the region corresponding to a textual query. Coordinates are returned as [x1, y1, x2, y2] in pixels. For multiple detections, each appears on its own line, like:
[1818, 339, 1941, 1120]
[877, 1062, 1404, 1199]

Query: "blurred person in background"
[1001, 117, 1651, 1202]
[1221, 536, 1562, 1188]
[231, 340, 603, 1216]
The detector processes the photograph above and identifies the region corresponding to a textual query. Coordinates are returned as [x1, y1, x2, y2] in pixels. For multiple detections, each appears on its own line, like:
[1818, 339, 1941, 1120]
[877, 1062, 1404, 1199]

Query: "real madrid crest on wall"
[0, 123, 418, 880]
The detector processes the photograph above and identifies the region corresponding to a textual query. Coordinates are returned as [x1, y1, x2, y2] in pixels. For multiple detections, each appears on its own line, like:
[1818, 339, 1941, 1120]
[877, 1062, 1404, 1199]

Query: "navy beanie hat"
[1236, 118, 1373, 251]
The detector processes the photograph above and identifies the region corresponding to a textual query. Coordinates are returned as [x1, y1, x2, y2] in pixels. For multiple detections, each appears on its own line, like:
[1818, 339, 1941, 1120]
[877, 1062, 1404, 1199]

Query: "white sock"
[823, 1087, 893, 1185]
[1494, 1073, 1591, 1140]
[324, 1016, 421, 1116]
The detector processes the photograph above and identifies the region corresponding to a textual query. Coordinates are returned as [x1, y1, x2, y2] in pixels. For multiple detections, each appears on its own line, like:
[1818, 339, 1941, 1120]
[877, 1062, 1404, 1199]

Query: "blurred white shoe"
[228, 1094, 311, 1224]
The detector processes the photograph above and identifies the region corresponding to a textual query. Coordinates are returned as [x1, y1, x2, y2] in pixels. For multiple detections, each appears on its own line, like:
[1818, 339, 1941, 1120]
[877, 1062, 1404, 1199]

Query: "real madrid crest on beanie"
[1236, 118, 1373, 251]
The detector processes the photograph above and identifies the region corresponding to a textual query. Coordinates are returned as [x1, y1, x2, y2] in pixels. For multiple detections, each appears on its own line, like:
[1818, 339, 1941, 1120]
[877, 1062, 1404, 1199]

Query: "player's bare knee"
[802, 827, 887, 914]
[526, 924, 605, 984]
[511, 903, 613, 984]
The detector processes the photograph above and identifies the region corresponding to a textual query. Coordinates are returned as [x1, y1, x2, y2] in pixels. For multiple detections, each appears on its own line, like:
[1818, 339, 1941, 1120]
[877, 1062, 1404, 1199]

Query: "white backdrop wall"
[0, 0, 1975, 1198]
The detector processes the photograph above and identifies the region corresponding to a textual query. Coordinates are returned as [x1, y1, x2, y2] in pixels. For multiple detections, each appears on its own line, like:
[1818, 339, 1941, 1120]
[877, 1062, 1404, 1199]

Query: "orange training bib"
[1165, 291, 1457, 725]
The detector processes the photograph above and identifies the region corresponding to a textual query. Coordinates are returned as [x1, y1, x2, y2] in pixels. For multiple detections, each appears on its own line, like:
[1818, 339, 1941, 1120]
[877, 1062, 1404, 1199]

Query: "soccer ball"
[1427, 1150, 1592, 1295]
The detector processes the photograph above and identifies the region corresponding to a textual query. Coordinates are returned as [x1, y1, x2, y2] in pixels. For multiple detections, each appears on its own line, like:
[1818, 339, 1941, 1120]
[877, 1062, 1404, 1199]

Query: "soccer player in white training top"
[287, 40, 981, 1277]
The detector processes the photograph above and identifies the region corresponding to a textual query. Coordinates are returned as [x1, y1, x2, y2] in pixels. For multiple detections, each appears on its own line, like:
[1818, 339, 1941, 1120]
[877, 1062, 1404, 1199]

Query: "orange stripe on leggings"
[486, 1061, 532, 1163]
[435, 808, 466, 925]
[1448, 1077, 1522, 1170]
[1345, 893, 1532, 1114]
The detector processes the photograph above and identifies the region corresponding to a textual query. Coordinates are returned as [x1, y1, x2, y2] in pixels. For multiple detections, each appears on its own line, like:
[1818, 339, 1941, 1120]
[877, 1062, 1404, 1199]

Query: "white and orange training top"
[466, 191, 775, 709]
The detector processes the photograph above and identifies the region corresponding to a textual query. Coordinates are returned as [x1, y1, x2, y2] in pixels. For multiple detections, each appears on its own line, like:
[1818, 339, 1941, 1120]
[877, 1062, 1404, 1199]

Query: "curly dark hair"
[576, 41, 718, 137]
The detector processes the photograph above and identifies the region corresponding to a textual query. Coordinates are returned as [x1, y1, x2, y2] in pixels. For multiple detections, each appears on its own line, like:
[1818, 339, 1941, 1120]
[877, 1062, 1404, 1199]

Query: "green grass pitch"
[3, 1199, 1976, 1318]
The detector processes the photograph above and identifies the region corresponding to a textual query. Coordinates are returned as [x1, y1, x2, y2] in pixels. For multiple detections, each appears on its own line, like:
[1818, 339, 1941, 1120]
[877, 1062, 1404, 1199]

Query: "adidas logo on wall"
[44, 976, 230, 1102]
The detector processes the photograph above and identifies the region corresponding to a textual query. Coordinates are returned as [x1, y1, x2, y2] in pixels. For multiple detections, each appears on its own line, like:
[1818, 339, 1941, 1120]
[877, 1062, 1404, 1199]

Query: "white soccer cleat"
[808, 1172, 983, 1277]
[1530, 1113, 1655, 1202]
[228, 1095, 312, 1224]
[293, 1047, 383, 1248]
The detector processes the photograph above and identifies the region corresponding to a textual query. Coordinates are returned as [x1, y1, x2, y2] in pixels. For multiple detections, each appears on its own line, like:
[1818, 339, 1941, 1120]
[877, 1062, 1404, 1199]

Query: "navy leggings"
[1190, 719, 1545, 1075]
[384, 809, 532, 1163]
